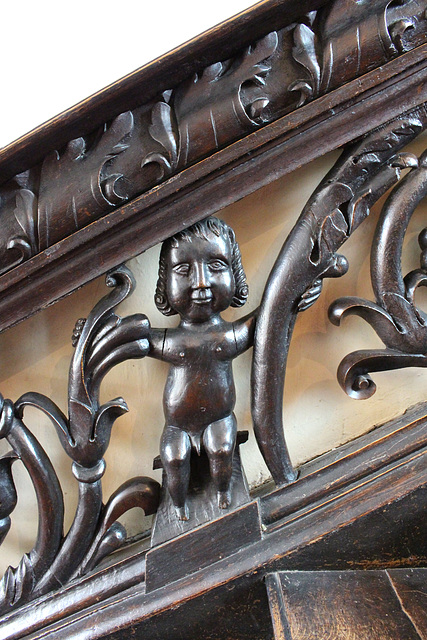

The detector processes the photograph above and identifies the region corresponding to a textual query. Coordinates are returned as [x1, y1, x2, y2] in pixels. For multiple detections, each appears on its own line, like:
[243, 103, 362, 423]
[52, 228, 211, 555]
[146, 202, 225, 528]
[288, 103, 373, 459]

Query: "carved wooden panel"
[0, 0, 426, 638]
[0, 0, 425, 334]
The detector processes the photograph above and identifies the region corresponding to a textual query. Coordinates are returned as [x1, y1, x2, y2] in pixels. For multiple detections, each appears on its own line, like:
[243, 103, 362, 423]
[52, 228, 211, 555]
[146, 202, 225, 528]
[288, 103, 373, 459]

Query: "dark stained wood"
[1, 0, 424, 281]
[0, 0, 331, 186]
[261, 402, 427, 527]
[146, 501, 261, 592]
[0, 266, 160, 614]
[388, 569, 427, 639]
[2, 405, 426, 639]
[265, 573, 292, 640]
[267, 570, 422, 639]
[0, 46, 425, 335]
[0, 1, 426, 638]
[151, 440, 251, 547]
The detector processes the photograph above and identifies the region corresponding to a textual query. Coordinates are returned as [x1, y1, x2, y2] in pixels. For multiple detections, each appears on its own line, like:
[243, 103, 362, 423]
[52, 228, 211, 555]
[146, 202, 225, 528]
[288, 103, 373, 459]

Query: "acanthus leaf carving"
[142, 99, 179, 179]
[251, 107, 427, 486]
[38, 111, 134, 250]
[142, 31, 278, 178]
[0, 1, 424, 277]
[75, 476, 160, 577]
[289, 20, 320, 107]
[289, 0, 427, 106]
[0, 400, 64, 613]
[0, 107, 426, 610]
[0, 189, 39, 274]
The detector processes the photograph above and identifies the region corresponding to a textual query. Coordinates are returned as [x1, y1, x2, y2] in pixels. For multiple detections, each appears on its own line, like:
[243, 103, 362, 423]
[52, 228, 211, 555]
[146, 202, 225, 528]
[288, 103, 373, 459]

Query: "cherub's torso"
[161, 320, 237, 431]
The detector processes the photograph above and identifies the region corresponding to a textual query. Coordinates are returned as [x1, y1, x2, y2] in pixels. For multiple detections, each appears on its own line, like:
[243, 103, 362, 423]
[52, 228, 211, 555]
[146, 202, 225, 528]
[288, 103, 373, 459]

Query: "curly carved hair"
[155, 217, 248, 316]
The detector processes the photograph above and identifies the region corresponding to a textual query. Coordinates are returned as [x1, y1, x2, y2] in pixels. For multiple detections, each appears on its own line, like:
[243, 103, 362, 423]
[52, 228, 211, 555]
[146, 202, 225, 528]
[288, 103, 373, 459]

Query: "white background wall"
[0, 0, 258, 148]
[0, 1, 426, 573]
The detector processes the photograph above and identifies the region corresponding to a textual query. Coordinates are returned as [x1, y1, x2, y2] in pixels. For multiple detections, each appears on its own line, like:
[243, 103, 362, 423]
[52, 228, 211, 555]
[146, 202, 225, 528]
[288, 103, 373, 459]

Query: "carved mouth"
[191, 290, 213, 304]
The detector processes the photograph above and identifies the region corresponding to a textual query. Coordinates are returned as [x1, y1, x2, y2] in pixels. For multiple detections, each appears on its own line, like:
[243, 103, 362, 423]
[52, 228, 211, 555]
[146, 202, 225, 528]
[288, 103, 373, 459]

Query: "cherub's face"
[165, 234, 235, 322]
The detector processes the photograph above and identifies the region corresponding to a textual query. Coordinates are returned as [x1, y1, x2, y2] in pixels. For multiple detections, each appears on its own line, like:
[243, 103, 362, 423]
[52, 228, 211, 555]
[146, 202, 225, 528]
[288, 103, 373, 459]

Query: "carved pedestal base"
[146, 500, 262, 593]
[146, 434, 260, 592]
[150, 432, 250, 547]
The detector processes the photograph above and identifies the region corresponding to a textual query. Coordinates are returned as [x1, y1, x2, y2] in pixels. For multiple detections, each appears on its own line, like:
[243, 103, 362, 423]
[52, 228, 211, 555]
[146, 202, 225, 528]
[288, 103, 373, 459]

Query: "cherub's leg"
[203, 414, 237, 509]
[160, 425, 191, 521]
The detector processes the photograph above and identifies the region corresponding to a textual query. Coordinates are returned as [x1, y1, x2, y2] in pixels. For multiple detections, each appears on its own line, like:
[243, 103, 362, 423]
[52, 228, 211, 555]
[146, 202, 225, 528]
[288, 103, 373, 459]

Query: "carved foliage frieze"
[0, 0, 425, 277]
[289, 0, 427, 106]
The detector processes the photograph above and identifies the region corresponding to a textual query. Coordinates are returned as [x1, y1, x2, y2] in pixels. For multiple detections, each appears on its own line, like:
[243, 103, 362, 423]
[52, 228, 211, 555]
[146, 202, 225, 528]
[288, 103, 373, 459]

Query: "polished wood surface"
[0, 1, 425, 638]
[267, 570, 427, 639]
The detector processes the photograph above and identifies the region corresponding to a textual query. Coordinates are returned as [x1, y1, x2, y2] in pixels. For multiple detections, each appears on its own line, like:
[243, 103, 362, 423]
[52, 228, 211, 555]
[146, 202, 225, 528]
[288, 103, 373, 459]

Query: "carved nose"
[192, 262, 209, 288]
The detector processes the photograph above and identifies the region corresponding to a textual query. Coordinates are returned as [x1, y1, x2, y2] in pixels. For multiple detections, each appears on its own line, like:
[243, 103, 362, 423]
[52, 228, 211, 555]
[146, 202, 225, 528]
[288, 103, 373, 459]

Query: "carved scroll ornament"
[0, 0, 425, 279]
[329, 149, 427, 398]
[0, 105, 426, 612]
[0, 266, 160, 613]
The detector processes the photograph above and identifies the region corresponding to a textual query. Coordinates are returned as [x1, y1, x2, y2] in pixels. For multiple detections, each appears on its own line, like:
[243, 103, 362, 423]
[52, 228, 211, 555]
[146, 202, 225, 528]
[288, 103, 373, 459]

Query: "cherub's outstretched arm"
[232, 308, 259, 355]
[148, 328, 167, 360]
[232, 278, 321, 356]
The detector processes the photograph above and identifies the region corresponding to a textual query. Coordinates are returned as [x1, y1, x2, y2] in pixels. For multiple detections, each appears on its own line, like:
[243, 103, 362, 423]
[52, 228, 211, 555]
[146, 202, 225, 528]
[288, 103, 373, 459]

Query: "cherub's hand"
[297, 279, 322, 312]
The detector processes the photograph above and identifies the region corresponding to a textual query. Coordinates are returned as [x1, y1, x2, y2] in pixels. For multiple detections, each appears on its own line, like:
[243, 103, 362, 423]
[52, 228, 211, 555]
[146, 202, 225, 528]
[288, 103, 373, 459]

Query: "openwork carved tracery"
[0, 1, 426, 636]
[0, 104, 426, 613]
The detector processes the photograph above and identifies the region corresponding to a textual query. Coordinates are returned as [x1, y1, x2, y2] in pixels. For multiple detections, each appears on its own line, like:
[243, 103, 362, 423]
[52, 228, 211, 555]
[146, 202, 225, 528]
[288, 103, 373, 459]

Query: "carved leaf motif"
[38, 112, 134, 250]
[2, 190, 39, 273]
[0, 554, 36, 610]
[389, 17, 417, 52]
[170, 31, 277, 168]
[251, 109, 426, 486]
[75, 476, 160, 576]
[0, 403, 65, 614]
[87, 523, 126, 569]
[141, 32, 278, 180]
[142, 102, 178, 179]
[15, 392, 72, 452]
[0, 267, 159, 607]
[289, 22, 320, 106]
[66, 265, 149, 467]
[329, 147, 427, 398]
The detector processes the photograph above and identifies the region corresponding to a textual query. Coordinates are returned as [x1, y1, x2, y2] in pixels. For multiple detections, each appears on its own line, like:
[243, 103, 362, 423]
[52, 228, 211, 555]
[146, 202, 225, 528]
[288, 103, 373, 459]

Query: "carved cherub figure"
[148, 216, 321, 521]
[148, 217, 255, 520]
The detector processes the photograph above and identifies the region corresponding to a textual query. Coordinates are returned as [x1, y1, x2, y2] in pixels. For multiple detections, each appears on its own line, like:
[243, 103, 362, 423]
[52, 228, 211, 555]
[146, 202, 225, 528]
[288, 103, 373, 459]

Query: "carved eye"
[173, 263, 190, 275]
[208, 260, 228, 271]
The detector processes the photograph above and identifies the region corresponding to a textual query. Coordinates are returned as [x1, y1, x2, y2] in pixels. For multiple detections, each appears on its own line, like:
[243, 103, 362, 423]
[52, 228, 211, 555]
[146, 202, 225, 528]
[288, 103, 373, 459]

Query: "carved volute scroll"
[252, 106, 427, 484]
[329, 148, 427, 397]
[0, 266, 160, 613]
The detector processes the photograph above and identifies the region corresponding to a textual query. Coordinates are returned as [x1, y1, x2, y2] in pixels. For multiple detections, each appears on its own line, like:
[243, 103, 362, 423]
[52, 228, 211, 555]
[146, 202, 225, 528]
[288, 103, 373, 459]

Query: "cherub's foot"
[217, 489, 231, 510]
[175, 504, 189, 521]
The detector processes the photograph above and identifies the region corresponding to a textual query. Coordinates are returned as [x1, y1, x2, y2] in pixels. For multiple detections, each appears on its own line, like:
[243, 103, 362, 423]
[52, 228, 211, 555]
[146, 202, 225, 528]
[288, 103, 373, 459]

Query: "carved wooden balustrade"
[0, 1, 426, 638]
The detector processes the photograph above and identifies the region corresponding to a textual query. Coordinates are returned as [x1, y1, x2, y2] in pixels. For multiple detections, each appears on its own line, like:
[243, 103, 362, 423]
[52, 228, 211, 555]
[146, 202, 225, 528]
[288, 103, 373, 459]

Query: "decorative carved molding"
[0, 108, 426, 616]
[252, 106, 426, 485]
[1, 402, 425, 639]
[0, 0, 424, 279]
